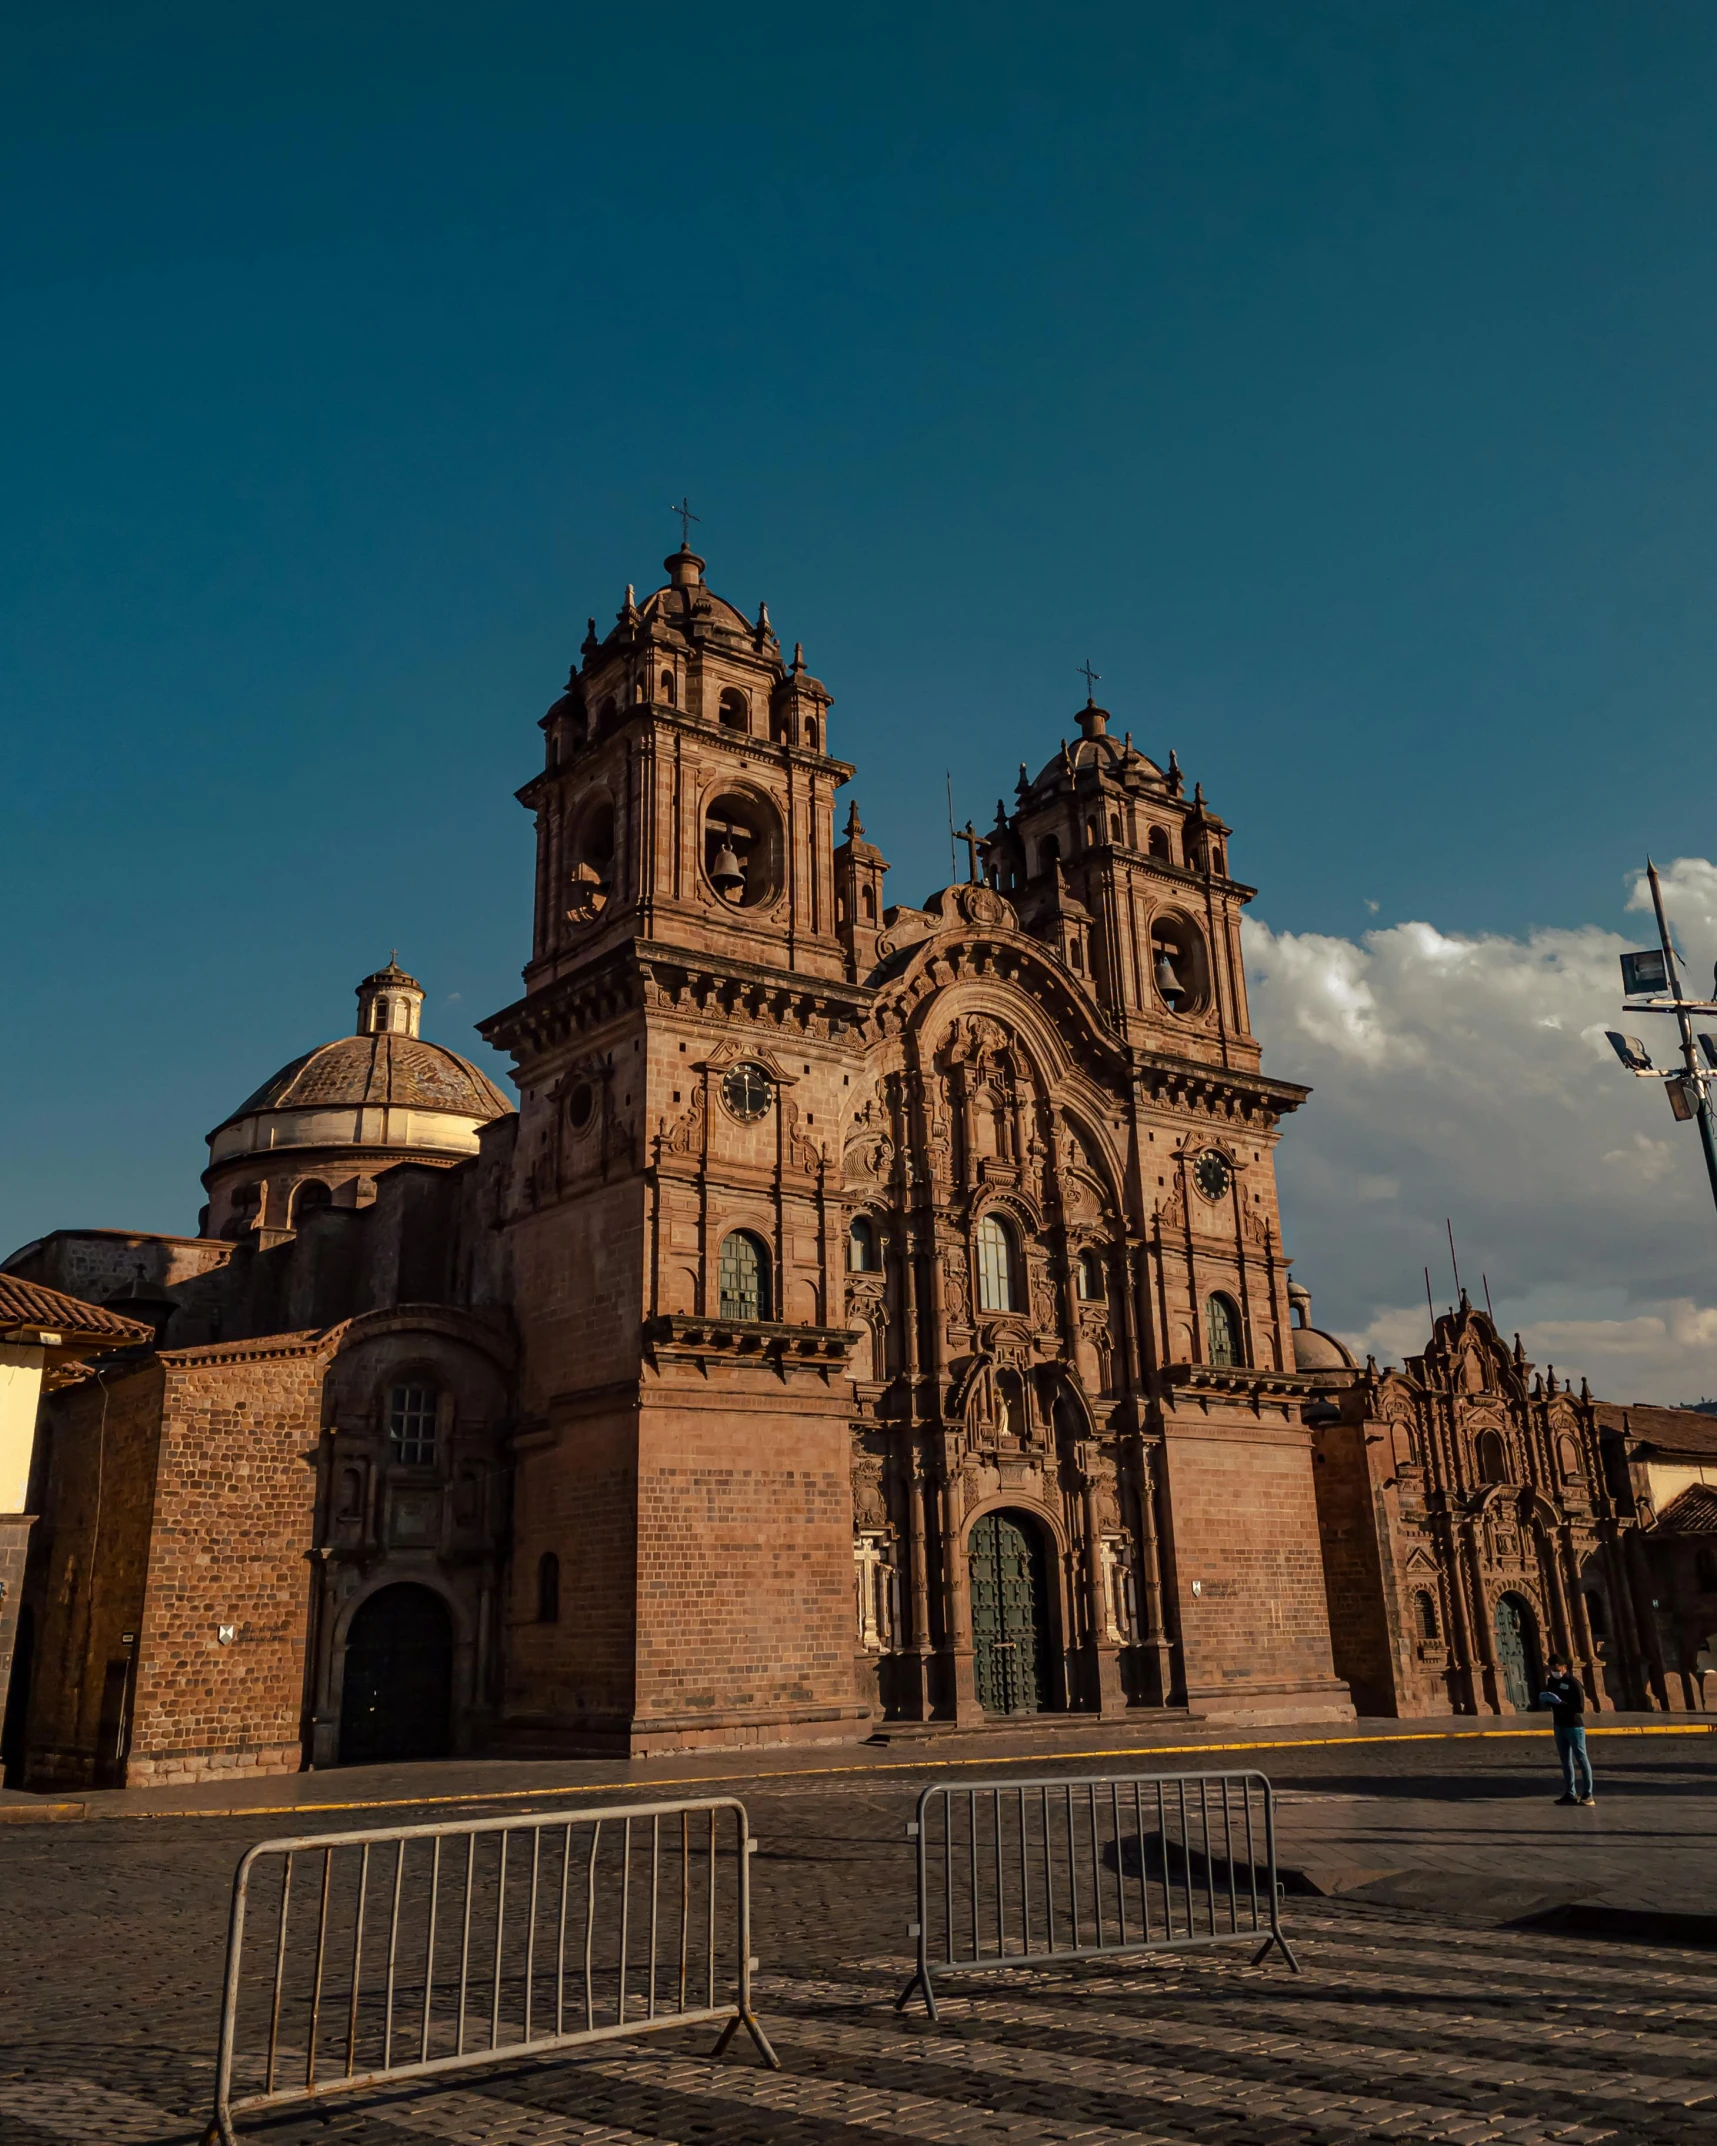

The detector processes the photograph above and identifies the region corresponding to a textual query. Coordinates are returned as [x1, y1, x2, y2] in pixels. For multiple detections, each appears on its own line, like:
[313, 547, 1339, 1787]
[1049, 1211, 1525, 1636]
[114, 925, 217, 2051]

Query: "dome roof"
[214, 1032, 513, 1136]
[1287, 1280, 1358, 1374]
[1025, 704, 1163, 797]
[1292, 1324, 1358, 1373]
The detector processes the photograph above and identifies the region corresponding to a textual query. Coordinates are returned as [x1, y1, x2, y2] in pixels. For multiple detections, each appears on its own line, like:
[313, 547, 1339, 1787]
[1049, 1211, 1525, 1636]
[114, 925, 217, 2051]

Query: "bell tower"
[522, 544, 850, 991]
[482, 540, 873, 1759]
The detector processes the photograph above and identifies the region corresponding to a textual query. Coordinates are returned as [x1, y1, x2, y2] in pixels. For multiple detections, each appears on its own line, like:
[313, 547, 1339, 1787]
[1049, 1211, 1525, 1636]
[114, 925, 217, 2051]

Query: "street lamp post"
[1606, 858, 1717, 1223]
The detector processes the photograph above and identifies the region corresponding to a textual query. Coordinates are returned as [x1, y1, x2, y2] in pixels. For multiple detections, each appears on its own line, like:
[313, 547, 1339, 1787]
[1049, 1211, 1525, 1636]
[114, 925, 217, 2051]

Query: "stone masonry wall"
[22, 1362, 164, 1790]
[1308, 1414, 1400, 1715]
[126, 1336, 327, 1785]
[1162, 1409, 1354, 1724]
[629, 1373, 860, 1752]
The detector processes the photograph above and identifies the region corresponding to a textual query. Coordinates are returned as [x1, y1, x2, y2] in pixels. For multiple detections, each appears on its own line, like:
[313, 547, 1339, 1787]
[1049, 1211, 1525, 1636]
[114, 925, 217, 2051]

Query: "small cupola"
[355, 956, 425, 1039]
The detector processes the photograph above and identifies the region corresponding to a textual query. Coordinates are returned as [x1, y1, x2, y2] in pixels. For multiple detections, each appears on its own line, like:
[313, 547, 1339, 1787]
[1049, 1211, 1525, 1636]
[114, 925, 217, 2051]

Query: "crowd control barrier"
[202, 1795, 777, 2144]
[897, 1769, 1299, 2019]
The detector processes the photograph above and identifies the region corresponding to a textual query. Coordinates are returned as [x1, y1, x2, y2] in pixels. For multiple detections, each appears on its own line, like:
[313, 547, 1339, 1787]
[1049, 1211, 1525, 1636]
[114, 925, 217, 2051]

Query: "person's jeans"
[1555, 1724, 1594, 1798]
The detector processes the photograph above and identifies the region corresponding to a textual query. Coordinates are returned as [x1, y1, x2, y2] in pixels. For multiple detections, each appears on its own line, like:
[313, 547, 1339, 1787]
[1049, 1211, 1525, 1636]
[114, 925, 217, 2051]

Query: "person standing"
[1539, 1652, 1594, 1805]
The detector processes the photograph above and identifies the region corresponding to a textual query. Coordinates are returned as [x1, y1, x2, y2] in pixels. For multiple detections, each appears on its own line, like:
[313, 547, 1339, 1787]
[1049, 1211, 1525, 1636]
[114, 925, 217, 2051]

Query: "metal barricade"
[897, 1769, 1299, 2019]
[202, 1795, 778, 2144]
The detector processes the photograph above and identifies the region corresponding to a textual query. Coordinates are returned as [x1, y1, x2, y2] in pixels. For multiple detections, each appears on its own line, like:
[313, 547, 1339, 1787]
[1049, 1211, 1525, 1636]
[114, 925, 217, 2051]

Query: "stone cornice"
[483, 942, 875, 1062]
[643, 1313, 859, 1372]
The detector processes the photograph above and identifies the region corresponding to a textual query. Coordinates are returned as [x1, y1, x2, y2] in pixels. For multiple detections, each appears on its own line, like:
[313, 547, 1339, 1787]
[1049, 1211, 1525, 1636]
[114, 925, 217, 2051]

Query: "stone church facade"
[7, 540, 1711, 1788]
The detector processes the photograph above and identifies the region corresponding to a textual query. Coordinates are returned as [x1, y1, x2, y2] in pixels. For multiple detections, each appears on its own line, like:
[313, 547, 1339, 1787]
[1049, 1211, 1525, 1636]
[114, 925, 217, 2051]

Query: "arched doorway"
[968, 1510, 1051, 1716]
[1493, 1592, 1541, 1713]
[339, 1584, 453, 1764]
[2, 1604, 34, 1786]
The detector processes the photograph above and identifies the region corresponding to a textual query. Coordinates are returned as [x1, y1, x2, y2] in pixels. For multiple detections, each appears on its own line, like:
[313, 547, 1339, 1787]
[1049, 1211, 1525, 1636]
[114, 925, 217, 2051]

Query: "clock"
[721, 1063, 773, 1122]
[1193, 1150, 1233, 1201]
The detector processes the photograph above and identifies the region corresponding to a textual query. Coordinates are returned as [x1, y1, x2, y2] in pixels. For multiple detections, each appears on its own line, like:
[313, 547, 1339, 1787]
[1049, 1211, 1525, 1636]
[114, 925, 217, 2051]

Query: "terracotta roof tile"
[1593, 1401, 1717, 1458]
[1659, 1483, 1717, 1535]
[0, 1275, 152, 1345]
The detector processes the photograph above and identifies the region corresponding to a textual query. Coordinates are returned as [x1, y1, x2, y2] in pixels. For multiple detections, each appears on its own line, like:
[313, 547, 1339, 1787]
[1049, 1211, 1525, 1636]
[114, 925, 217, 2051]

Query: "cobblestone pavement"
[2, 1733, 1715, 2145]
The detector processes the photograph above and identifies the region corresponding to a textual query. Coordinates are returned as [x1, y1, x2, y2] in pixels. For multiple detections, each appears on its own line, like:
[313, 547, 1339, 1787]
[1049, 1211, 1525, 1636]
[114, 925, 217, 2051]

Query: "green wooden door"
[969, 1510, 1049, 1715]
[1493, 1592, 1538, 1712]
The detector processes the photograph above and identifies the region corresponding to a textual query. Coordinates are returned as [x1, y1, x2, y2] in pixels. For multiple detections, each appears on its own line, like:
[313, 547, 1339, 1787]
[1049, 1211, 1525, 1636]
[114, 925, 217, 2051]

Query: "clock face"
[1193, 1150, 1233, 1201]
[721, 1063, 773, 1122]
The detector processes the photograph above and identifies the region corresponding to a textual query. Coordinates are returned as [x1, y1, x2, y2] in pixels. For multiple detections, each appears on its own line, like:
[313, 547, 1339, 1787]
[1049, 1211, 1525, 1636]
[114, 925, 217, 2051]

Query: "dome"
[1025, 703, 1164, 798]
[636, 547, 761, 641]
[1287, 1280, 1358, 1375]
[1292, 1324, 1358, 1373]
[202, 966, 516, 1238]
[214, 1032, 513, 1133]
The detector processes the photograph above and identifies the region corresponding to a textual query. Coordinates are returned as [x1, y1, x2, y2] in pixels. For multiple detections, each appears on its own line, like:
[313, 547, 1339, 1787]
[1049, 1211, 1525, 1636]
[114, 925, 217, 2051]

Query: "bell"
[711, 840, 746, 899]
[1154, 949, 1181, 1002]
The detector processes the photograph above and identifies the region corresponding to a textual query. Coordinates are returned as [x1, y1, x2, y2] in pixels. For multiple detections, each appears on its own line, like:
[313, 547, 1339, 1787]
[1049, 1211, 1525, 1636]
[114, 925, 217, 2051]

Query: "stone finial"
[844, 800, 864, 840]
[791, 641, 806, 674]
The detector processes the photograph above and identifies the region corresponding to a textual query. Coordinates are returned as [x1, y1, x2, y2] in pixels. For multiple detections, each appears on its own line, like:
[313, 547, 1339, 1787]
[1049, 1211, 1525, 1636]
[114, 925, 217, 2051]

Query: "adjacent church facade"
[6, 541, 1714, 1788]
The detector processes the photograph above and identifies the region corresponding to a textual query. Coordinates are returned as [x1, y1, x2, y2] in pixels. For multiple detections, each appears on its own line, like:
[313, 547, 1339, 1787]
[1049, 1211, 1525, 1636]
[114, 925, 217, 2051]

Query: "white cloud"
[1246, 860, 1717, 1407]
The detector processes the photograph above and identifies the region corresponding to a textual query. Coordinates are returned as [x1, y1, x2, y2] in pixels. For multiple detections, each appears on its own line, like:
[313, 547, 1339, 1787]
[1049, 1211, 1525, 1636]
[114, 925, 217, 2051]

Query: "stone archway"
[1493, 1591, 1541, 1713]
[339, 1583, 454, 1765]
[968, 1509, 1051, 1716]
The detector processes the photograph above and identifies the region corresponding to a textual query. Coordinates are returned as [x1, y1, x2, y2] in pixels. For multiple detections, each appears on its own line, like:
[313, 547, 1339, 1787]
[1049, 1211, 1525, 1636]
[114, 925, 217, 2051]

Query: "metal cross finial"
[671, 496, 701, 547]
[956, 821, 981, 884]
[1076, 659, 1101, 702]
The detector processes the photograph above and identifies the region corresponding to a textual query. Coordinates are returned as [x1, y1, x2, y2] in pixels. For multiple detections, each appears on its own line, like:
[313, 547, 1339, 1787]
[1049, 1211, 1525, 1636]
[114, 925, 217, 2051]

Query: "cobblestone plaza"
[1, 1723, 1714, 2144]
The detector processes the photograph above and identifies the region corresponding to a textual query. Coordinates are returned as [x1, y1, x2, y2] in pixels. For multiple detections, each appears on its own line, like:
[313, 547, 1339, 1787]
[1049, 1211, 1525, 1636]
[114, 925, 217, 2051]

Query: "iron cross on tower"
[1077, 658, 1101, 701]
[671, 496, 701, 546]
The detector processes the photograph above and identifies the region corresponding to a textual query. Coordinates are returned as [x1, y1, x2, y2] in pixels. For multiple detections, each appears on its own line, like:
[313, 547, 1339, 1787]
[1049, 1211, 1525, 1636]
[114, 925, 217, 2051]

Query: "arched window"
[1204, 1292, 1243, 1368]
[718, 687, 749, 732]
[861, 884, 877, 921]
[388, 1384, 439, 1467]
[1209, 843, 1225, 876]
[975, 1213, 1016, 1314]
[803, 717, 818, 748]
[224, 1182, 263, 1239]
[1476, 1430, 1508, 1485]
[1415, 1589, 1439, 1640]
[537, 1551, 560, 1624]
[718, 1231, 771, 1321]
[1148, 826, 1172, 863]
[848, 1216, 880, 1272]
[1076, 1248, 1106, 1302]
[292, 1180, 332, 1226]
[660, 669, 675, 705]
[1085, 819, 1100, 847]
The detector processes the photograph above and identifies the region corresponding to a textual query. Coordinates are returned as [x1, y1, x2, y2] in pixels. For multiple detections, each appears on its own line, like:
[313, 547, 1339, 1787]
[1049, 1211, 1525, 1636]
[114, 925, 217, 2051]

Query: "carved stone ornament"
[851, 1456, 888, 1531]
[658, 1084, 706, 1157]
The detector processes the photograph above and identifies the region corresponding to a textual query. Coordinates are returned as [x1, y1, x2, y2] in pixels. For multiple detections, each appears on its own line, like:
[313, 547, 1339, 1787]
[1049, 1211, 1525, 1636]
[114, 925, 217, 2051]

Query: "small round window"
[567, 1081, 595, 1132]
[722, 1063, 772, 1121]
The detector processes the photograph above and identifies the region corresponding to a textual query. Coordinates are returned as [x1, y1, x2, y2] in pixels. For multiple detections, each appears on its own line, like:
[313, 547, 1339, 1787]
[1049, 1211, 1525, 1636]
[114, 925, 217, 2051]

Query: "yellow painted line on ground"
[57, 1718, 1715, 1827]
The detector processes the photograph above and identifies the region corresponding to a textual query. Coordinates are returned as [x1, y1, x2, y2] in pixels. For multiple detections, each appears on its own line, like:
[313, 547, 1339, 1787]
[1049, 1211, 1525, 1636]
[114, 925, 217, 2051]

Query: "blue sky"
[6, 3, 1717, 1368]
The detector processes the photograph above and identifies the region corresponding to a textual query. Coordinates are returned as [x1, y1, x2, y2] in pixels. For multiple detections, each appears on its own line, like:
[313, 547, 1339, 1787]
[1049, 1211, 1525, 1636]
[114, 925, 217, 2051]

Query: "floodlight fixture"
[1608, 859, 1717, 1226]
[1620, 947, 1672, 997]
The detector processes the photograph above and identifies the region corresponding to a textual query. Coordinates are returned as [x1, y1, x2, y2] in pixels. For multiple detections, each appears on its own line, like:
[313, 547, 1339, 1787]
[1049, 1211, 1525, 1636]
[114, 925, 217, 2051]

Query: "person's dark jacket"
[1539, 1670, 1586, 1728]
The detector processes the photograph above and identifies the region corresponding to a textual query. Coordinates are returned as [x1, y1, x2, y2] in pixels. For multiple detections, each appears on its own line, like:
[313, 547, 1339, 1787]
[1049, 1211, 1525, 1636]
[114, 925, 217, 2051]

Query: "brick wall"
[1161, 1404, 1353, 1724]
[1309, 1415, 1400, 1714]
[124, 1337, 326, 1785]
[21, 1362, 164, 1789]
[630, 1372, 860, 1751]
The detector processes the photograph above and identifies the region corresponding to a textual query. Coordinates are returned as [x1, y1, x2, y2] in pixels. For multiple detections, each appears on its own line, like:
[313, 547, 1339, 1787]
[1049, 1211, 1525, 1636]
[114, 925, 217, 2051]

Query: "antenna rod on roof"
[1425, 1266, 1435, 1332]
[946, 772, 956, 885]
[1446, 1218, 1463, 1301]
[1482, 1272, 1495, 1322]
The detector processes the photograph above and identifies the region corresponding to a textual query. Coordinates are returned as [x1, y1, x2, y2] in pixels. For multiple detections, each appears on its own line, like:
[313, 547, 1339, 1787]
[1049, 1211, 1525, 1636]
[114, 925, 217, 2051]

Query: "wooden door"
[969, 1510, 1048, 1715]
